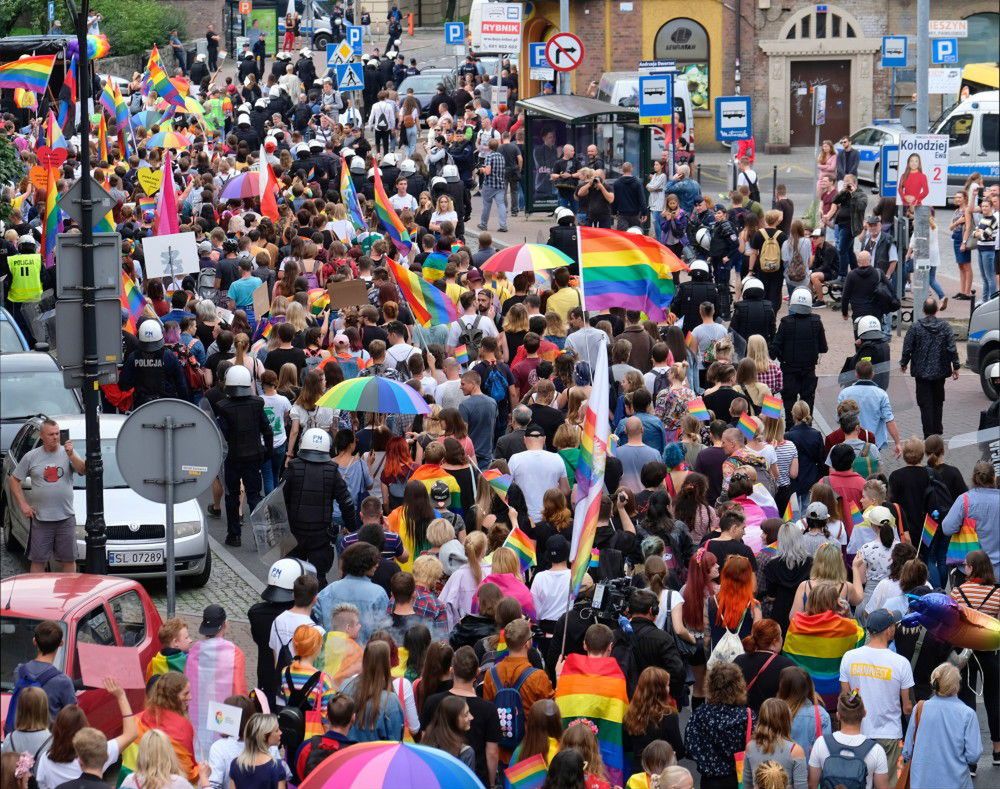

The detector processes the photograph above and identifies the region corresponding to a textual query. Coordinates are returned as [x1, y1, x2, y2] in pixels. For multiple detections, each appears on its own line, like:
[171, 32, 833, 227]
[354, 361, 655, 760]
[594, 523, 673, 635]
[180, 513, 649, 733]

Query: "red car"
[1, 574, 162, 738]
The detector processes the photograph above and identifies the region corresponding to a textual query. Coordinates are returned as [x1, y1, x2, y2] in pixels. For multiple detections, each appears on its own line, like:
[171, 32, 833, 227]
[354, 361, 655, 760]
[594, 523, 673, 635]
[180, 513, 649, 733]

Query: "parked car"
[399, 72, 456, 119]
[968, 296, 999, 399]
[0, 307, 29, 353]
[842, 122, 907, 188]
[0, 352, 83, 457]
[0, 574, 162, 738]
[1, 414, 211, 586]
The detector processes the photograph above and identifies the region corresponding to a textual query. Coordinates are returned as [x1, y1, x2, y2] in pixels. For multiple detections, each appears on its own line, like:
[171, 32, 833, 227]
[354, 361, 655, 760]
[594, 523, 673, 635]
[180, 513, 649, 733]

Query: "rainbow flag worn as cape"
[502, 526, 535, 572]
[144, 649, 188, 682]
[183, 637, 247, 760]
[385, 256, 460, 328]
[555, 654, 628, 787]
[422, 251, 449, 282]
[782, 610, 863, 710]
[505, 754, 547, 789]
[920, 513, 939, 548]
[410, 464, 461, 511]
[119, 707, 197, 786]
[339, 155, 367, 231]
[373, 164, 412, 255]
[578, 227, 686, 321]
[316, 630, 364, 689]
[0, 54, 56, 92]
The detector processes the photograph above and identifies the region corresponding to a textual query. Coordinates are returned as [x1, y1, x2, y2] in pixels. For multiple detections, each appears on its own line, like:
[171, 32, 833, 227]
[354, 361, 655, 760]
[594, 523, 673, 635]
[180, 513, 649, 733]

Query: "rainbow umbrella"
[220, 171, 262, 200]
[316, 377, 430, 415]
[480, 242, 574, 275]
[145, 131, 191, 150]
[299, 741, 481, 789]
[131, 110, 163, 129]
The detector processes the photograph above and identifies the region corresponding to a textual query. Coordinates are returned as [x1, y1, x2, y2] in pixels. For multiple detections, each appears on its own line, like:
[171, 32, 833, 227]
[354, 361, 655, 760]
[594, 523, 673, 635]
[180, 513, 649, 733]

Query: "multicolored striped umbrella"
[145, 131, 191, 150]
[298, 741, 481, 789]
[131, 110, 163, 129]
[220, 171, 262, 200]
[480, 243, 574, 274]
[316, 376, 430, 415]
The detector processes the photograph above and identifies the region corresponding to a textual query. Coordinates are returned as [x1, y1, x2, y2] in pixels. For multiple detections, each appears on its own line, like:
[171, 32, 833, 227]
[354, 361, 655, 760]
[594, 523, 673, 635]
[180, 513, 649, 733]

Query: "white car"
[1, 414, 210, 586]
[843, 123, 908, 188]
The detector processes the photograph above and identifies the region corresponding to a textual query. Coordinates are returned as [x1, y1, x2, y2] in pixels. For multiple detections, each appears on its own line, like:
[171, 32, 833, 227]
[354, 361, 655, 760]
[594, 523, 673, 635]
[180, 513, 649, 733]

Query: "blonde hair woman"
[438, 531, 490, 628]
[746, 334, 783, 395]
[429, 195, 457, 234]
[284, 301, 310, 335]
[232, 333, 265, 394]
[326, 202, 355, 243]
[229, 714, 285, 789]
[788, 542, 864, 618]
[544, 311, 567, 349]
[120, 730, 204, 789]
[478, 544, 536, 620]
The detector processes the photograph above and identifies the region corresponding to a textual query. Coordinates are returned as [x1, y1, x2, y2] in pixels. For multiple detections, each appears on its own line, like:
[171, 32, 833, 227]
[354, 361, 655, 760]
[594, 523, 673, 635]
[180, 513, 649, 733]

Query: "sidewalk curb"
[208, 535, 265, 595]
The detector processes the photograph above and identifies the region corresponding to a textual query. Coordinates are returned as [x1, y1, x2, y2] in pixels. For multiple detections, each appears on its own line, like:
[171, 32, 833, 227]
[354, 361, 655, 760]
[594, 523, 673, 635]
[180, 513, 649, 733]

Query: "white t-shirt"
[509, 449, 568, 522]
[36, 738, 120, 789]
[385, 342, 420, 369]
[750, 442, 778, 468]
[447, 314, 500, 348]
[269, 611, 325, 659]
[389, 193, 418, 213]
[290, 404, 335, 432]
[838, 645, 914, 738]
[262, 392, 292, 447]
[418, 374, 438, 398]
[434, 379, 466, 410]
[655, 588, 685, 630]
[808, 732, 888, 789]
[531, 568, 572, 621]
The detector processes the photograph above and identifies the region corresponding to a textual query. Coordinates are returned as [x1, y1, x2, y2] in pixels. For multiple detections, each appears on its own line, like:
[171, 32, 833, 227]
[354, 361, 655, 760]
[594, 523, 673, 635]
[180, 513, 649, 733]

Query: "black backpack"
[650, 368, 671, 400]
[745, 171, 761, 203]
[457, 315, 486, 362]
[277, 667, 322, 758]
[924, 467, 956, 523]
[874, 275, 900, 314]
[299, 732, 349, 779]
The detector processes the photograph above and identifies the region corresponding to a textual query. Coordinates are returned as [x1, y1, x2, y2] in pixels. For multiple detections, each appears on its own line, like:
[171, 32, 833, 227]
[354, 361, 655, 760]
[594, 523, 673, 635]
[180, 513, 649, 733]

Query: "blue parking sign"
[346, 25, 363, 56]
[529, 42, 550, 69]
[444, 22, 465, 46]
[880, 144, 899, 199]
[932, 38, 958, 64]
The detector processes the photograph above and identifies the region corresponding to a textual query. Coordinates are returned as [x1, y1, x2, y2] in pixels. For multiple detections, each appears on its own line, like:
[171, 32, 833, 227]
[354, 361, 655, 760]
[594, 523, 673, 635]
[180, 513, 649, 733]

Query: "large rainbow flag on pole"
[555, 654, 628, 787]
[120, 273, 145, 334]
[385, 256, 459, 328]
[64, 54, 78, 102]
[144, 45, 185, 108]
[783, 610, 863, 710]
[570, 342, 609, 598]
[340, 155, 367, 231]
[372, 164, 412, 256]
[578, 227, 687, 321]
[155, 150, 180, 236]
[0, 54, 56, 92]
[41, 112, 62, 268]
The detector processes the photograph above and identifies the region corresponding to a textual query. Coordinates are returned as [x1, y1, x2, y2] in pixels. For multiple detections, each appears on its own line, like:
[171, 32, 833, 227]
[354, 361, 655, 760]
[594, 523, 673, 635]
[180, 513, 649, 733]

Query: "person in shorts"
[8, 418, 86, 573]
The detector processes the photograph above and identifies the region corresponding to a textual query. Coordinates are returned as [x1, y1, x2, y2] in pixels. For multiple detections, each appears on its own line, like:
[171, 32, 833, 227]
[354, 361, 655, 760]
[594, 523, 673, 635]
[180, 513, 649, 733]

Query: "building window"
[653, 18, 709, 111]
[783, 8, 856, 40]
[959, 13, 1000, 67]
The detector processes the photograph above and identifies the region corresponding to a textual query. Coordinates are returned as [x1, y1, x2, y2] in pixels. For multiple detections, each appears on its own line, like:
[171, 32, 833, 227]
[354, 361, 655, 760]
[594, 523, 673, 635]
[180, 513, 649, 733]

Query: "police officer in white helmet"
[771, 288, 828, 421]
[844, 315, 891, 390]
[118, 319, 189, 409]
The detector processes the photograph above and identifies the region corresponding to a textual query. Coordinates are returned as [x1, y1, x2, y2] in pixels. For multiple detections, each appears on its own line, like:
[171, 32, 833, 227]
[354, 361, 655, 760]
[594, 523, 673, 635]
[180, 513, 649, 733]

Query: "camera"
[580, 576, 633, 625]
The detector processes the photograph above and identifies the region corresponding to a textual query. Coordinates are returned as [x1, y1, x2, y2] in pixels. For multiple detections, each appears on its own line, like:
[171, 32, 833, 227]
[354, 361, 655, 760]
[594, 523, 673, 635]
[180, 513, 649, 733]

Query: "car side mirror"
[34, 342, 50, 353]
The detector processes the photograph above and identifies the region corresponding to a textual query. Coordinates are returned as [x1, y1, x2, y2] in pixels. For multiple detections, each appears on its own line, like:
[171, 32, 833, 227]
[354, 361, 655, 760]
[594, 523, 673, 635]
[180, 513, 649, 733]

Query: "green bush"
[0, 135, 27, 223]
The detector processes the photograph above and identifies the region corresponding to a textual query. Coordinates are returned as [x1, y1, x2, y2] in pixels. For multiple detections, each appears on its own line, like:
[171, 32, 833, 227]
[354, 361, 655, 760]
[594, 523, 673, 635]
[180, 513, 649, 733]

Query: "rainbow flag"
[688, 396, 710, 421]
[849, 500, 864, 532]
[385, 257, 459, 328]
[410, 464, 461, 511]
[97, 113, 109, 162]
[316, 630, 363, 690]
[502, 526, 535, 572]
[0, 54, 56, 92]
[946, 509, 981, 566]
[737, 412, 757, 440]
[119, 707, 197, 786]
[42, 153, 59, 268]
[372, 165, 412, 256]
[144, 649, 187, 682]
[307, 288, 330, 314]
[253, 316, 273, 343]
[64, 54, 78, 102]
[422, 252, 449, 282]
[571, 343, 609, 597]
[761, 394, 783, 419]
[68, 34, 111, 61]
[482, 468, 512, 501]
[339, 155, 367, 231]
[783, 496, 794, 523]
[555, 654, 628, 787]
[920, 514, 938, 548]
[578, 227, 686, 321]
[145, 45, 185, 108]
[783, 610, 863, 710]
[47, 108, 68, 151]
[184, 637, 246, 759]
[137, 195, 157, 214]
[120, 273, 145, 334]
[155, 150, 180, 236]
[505, 754, 547, 789]
[589, 548, 600, 568]
[100, 74, 130, 131]
[453, 344, 469, 365]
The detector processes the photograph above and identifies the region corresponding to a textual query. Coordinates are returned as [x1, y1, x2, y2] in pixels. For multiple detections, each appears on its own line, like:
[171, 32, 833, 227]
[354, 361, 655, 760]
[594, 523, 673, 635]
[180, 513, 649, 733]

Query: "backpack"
[374, 107, 390, 131]
[4, 665, 60, 732]
[873, 276, 900, 314]
[924, 467, 956, 523]
[298, 732, 349, 780]
[489, 664, 537, 751]
[745, 171, 761, 203]
[706, 627, 745, 668]
[759, 230, 782, 273]
[818, 734, 876, 789]
[457, 315, 486, 362]
[275, 634, 294, 676]
[304, 348, 324, 371]
[483, 364, 508, 402]
[277, 667, 322, 758]
[787, 241, 807, 283]
[197, 267, 218, 301]
[851, 441, 879, 478]
[650, 368, 671, 400]
[173, 342, 209, 393]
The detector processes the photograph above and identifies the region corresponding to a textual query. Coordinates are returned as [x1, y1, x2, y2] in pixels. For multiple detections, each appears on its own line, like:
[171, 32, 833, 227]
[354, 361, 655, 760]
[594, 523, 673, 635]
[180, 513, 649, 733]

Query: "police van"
[930, 90, 999, 188]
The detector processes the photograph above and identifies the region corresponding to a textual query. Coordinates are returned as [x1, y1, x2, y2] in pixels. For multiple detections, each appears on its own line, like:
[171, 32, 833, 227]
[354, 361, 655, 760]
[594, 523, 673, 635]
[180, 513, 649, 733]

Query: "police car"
[843, 122, 908, 188]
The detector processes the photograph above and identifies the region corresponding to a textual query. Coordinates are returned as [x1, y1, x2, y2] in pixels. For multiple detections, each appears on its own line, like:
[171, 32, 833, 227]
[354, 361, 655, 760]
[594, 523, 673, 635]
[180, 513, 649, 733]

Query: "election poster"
[896, 134, 949, 208]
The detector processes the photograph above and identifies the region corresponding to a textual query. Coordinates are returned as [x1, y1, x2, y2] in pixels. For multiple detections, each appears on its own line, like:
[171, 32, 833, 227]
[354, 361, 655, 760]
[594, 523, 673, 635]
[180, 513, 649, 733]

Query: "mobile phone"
[59, 429, 69, 445]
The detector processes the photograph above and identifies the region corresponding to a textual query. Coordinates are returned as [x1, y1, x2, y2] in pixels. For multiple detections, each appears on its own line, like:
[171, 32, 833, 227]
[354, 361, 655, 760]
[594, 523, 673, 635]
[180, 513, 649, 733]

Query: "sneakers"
[224, 534, 241, 547]
[992, 749, 1000, 766]
[498, 226, 509, 233]
[206, 505, 222, 518]
[813, 299, 827, 309]
[477, 224, 488, 231]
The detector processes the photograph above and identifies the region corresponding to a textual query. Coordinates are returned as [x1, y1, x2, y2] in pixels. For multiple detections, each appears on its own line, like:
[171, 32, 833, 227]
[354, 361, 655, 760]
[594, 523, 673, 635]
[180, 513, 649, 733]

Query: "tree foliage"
[0, 134, 26, 223]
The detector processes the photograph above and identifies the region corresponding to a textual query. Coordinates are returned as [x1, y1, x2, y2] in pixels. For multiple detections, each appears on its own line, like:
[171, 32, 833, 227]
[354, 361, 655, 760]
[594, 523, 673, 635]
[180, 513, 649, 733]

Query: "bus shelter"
[516, 95, 652, 214]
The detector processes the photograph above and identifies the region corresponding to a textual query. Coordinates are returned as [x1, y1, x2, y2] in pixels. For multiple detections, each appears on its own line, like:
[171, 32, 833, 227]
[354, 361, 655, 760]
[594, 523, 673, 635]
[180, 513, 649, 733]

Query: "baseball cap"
[805, 501, 829, 520]
[811, 226, 823, 237]
[546, 534, 570, 563]
[865, 215, 881, 225]
[430, 481, 452, 503]
[524, 424, 546, 439]
[199, 603, 227, 636]
[333, 333, 349, 346]
[197, 240, 212, 254]
[466, 268, 484, 283]
[866, 608, 902, 635]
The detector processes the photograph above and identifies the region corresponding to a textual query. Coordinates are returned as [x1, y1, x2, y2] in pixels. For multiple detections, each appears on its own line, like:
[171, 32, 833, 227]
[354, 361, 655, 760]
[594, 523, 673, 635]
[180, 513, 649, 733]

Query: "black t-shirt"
[264, 346, 307, 376]
[500, 142, 521, 173]
[703, 386, 742, 423]
[706, 535, 758, 571]
[583, 184, 612, 219]
[734, 650, 797, 712]
[215, 258, 240, 290]
[694, 446, 727, 503]
[529, 403, 564, 450]
[362, 324, 388, 351]
[205, 350, 235, 378]
[552, 158, 579, 194]
[421, 691, 501, 785]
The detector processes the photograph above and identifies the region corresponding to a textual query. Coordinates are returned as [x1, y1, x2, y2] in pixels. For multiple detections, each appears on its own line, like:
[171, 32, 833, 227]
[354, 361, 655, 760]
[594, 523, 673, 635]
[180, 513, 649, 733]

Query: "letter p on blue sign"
[932, 38, 958, 64]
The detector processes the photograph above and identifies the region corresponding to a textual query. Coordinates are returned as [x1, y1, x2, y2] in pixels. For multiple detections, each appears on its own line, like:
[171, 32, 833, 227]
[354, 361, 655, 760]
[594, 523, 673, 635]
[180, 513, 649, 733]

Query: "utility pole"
[559, 0, 569, 95]
[69, 0, 107, 575]
[912, 0, 931, 314]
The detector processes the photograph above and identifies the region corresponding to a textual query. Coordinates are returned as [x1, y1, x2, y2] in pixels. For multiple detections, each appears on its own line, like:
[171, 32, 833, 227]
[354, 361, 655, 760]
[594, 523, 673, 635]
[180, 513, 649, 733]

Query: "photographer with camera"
[831, 174, 868, 282]
[577, 168, 615, 229]
[612, 588, 687, 703]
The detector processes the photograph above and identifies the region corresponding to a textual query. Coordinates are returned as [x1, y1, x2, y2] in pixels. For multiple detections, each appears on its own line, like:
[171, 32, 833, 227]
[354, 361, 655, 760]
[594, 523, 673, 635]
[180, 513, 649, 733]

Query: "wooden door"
[789, 60, 851, 146]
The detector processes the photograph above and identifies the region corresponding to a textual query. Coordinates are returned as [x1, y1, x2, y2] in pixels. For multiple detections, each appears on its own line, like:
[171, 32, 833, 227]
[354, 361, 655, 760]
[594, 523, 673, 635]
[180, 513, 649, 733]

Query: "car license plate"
[107, 549, 164, 566]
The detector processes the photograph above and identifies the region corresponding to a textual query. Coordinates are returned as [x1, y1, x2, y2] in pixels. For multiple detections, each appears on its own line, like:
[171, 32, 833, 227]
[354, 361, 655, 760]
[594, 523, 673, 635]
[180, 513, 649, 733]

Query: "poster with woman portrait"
[897, 134, 949, 207]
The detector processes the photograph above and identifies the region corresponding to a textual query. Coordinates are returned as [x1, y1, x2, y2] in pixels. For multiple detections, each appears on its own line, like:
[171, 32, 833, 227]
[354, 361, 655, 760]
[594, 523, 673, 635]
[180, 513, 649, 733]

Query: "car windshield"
[401, 76, 442, 92]
[0, 321, 25, 353]
[0, 371, 81, 421]
[0, 617, 66, 690]
[72, 439, 128, 489]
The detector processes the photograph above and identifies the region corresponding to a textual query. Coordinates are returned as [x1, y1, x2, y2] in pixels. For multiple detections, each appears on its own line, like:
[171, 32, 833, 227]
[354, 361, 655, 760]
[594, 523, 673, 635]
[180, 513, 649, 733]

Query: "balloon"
[901, 592, 1000, 652]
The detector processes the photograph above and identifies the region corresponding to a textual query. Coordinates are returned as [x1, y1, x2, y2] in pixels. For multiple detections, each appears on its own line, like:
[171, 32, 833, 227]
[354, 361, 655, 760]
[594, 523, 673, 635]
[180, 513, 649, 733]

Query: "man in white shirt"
[564, 306, 608, 376]
[268, 574, 325, 664]
[434, 358, 467, 410]
[446, 290, 499, 355]
[643, 342, 674, 394]
[508, 425, 570, 522]
[530, 534, 572, 626]
[389, 178, 418, 213]
[838, 609, 914, 786]
[384, 321, 420, 371]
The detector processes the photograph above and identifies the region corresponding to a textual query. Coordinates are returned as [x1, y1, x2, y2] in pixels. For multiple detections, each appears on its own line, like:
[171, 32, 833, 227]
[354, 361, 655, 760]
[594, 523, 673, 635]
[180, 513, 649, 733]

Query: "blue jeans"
[926, 531, 950, 588]
[836, 225, 855, 278]
[889, 258, 913, 296]
[927, 266, 944, 299]
[481, 184, 508, 229]
[403, 124, 417, 156]
[261, 441, 286, 494]
[979, 249, 997, 300]
[557, 193, 578, 213]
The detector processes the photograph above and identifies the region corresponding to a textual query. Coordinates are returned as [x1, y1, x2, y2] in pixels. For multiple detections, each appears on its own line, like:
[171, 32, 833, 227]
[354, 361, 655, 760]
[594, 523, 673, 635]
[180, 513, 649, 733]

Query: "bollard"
[771, 164, 777, 207]
[696, 163, 701, 184]
[408, 13, 414, 36]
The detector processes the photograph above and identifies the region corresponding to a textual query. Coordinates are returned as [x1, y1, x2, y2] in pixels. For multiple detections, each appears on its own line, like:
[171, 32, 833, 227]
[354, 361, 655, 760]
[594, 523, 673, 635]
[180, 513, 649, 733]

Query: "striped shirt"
[951, 581, 1000, 618]
[281, 663, 336, 720]
[772, 439, 799, 487]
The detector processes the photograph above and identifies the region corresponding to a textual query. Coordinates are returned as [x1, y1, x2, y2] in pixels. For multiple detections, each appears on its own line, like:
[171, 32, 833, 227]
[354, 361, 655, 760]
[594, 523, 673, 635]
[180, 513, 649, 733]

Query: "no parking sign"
[897, 135, 949, 207]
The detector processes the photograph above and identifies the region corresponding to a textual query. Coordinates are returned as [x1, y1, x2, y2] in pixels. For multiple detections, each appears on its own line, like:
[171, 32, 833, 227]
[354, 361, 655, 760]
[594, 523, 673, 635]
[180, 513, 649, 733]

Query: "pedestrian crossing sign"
[334, 62, 365, 91]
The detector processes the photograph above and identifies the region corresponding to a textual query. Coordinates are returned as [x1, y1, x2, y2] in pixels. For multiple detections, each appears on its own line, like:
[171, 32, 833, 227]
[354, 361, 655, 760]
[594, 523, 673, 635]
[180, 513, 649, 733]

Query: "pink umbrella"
[219, 171, 261, 200]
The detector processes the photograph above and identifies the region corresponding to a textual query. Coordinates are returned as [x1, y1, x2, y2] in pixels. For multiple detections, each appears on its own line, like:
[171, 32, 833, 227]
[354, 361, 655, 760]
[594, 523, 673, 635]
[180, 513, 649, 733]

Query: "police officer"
[189, 53, 209, 88]
[3, 234, 44, 345]
[979, 362, 999, 434]
[118, 321, 188, 409]
[400, 158, 426, 198]
[847, 315, 891, 390]
[730, 275, 776, 342]
[295, 47, 317, 93]
[379, 152, 400, 190]
[214, 365, 273, 547]
[349, 155, 367, 196]
[770, 288, 828, 422]
[547, 206, 579, 274]
[282, 429, 359, 588]
[234, 114, 261, 150]
[670, 259, 720, 332]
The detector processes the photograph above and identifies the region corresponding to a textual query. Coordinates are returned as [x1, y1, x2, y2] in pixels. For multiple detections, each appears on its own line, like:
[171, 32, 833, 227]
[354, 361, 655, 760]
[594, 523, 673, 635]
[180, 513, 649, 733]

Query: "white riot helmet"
[399, 158, 416, 174]
[626, 226, 644, 235]
[989, 362, 1000, 381]
[225, 365, 253, 396]
[350, 156, 366, 173]
[741, 276, 764, 295]
[261, 558, 314, 602]
[367, 166, 382, 178]
[855, 315, 884, 341]
[696, 226, 711, 251]
[442, 164, 460, 182]
[554, 206, 575, 222]
[789, 287, 813, 314]
[138, 321, 164, 351]
[689, 259, 710, 276]
[382, 152, 398, 167]
[299, 428, 332, 463]
[308, 138, 324, 151]
[340, 146, 356, 158]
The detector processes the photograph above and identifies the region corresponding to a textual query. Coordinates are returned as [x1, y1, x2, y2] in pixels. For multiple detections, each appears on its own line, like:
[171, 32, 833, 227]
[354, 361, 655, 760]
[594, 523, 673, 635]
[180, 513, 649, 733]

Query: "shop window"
[959, 14, 1000, 67]
[653, 19, 710, 112]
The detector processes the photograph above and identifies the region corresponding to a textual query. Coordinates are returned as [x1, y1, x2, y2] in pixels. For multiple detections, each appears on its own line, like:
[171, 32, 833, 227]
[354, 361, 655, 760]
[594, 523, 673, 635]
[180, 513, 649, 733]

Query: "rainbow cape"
[372, 164, 412, 255]
[120, 273, 145, 334]
[782, 610, 863, 710]
[920, 514, 938, 548]
[410, 464, 461, 511]
[119, 707, 197, 786]
[183, 637, 247, 760]
[578, 227, 686, 321]
[737, 412, 757, 440]
[316, 630, 364, 689]
[502, 526, 535, 572]
[144, 649, 188, 682]
[385, 256, 459, 328]
[422, 251, 449, 282]
[339, 155, 367, 231]
[555, 654, 628, 787]
[0, 54, 56, 92]
[687, 396, 710, 421]
[761, 394, 783, 419]
[482, 468, 512, 501]
[505, 754, 547, 789]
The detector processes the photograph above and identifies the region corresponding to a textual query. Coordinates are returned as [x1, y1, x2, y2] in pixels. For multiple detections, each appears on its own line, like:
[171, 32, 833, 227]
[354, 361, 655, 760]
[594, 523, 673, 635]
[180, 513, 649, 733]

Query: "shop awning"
[516, 95, 639, 124]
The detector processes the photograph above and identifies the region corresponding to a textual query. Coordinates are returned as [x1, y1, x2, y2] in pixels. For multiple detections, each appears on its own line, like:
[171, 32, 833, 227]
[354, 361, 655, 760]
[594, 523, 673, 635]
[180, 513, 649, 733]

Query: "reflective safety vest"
[7, 253, 43, 303]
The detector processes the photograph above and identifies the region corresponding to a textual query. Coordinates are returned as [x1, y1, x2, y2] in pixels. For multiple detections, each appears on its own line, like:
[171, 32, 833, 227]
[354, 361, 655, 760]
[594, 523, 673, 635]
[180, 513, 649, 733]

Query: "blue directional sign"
[346, 25, 363, 56]
[932, 38, 959, 64]
[334, 62, 365, 92]
[880, 144, 899, 199]
[714, 96, 752, 141]
[444, 21, 465, 46]
[638, 74, 674, 127]
[881, 36, 908, 68]
[529, 42, 551, 69]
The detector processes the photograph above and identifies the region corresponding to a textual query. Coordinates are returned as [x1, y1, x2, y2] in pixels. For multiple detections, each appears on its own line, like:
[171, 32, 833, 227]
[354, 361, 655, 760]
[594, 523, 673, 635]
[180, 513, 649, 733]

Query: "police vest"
[7, 253, 43, 303]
